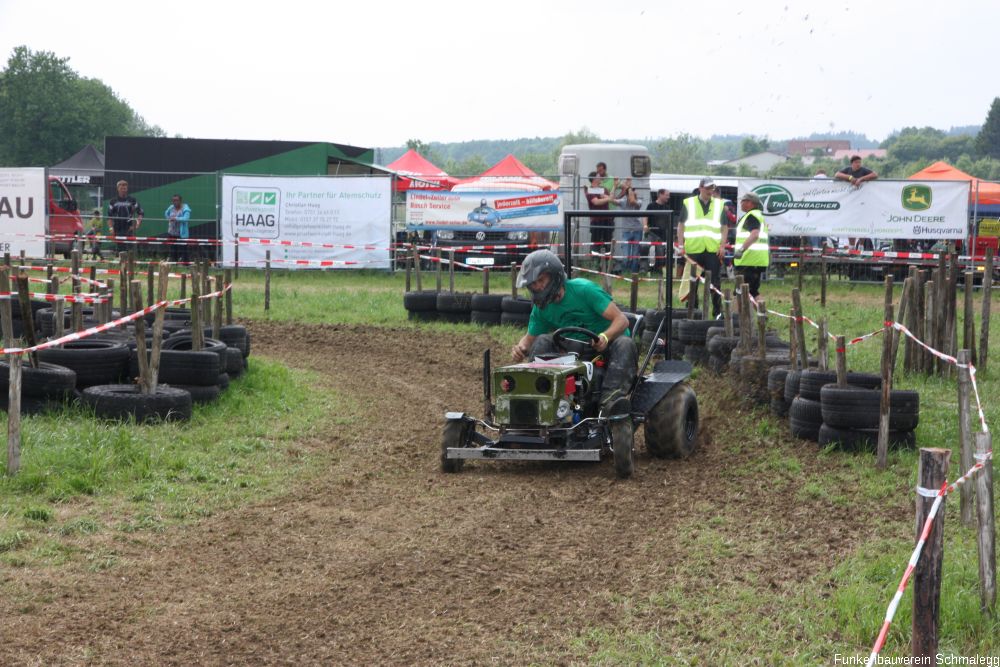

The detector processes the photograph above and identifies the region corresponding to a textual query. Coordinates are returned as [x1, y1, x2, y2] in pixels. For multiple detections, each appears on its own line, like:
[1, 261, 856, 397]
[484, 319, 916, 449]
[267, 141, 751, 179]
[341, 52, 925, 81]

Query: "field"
[0, 268, 997, 665]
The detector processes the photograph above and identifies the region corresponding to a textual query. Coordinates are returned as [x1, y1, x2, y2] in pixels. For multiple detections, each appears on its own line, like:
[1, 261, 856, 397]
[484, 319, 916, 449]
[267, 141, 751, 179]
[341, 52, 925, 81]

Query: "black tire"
[500, 311, 530, 326]
[441, 419, 467, 473]
[438, 311, 469, 324]
[225, 347, 244, 378]
[436, 292, 474, 314]
[644, 308, 666, 332]
[82, 384, 192, 422]
[470, 309, 502, 325]
[403, 290, 438, 312]
[0, 394, 64, 416]
[470, 293, 506, 312]
[501, 296, 533, 314]
[161, 335, 228, 364]
[611, 417, 634, 479]
[706, 354, 727, 375]
[408, 310, 439, 322]
[784, 369, 803, 404]
[683, 344, 709, 366]
[129, 348, 221, 386]
[789, 396, 823, 440]
[767, 366, 791, 394]
[678, 319, 719, 344]
[799, 370, 881, 401]
[0, 361, 76, 399]
[644, 383, 698, 459]
[818, 423, 917, 452]
[770, 396, 789, 418]
[37, 340, 130, 388]
[217, 373, 230, 391]
[705, 325, 739, 343]
[707, 335, 740, 360]
[170, 383, 221, 404]
[164, 325, 248, 355]
[819, 386, 919, 431]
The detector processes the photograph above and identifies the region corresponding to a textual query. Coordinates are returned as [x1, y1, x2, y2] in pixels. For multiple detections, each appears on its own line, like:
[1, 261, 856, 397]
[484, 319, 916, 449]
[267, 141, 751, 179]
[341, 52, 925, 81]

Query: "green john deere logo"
[236, 190, 278, 206]
[902, 184, 932, 211]
[751, 184, 840, 216]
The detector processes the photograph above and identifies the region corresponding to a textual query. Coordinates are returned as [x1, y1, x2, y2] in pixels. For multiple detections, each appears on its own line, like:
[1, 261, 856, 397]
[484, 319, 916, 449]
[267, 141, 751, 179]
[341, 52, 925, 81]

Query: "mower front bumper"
[445, 445, 602, 462]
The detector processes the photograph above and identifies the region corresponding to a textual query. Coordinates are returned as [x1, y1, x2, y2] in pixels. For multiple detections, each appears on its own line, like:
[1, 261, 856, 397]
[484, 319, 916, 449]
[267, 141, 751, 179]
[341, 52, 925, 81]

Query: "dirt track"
[0, 322, 907, 665]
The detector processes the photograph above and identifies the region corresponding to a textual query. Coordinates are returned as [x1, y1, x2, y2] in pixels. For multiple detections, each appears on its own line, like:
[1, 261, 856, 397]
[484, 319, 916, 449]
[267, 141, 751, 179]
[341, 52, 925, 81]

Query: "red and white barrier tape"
[571, 266, 634, 283]
[1, 301, 165, 355]
[0, 291, 109, 304]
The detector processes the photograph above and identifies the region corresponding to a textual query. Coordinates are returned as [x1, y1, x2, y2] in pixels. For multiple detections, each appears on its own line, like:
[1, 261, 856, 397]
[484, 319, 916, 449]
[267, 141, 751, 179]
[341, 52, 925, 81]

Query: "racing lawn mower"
[441, 208, 698, 478]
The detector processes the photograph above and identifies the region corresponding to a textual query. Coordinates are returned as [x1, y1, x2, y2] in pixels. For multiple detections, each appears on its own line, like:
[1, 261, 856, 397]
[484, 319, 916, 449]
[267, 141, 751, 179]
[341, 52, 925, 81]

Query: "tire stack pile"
[403, 291, 439, 321]
[500, 295, 532, 327]
[470, 294, 505, 325]
[705, 324, 741, 374]
[436, 292, 474, 323]
[788, 370, 880, 441]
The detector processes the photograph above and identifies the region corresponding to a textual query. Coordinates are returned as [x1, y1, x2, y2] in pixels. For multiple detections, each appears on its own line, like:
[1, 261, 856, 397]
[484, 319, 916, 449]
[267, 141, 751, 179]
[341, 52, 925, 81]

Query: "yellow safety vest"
[734, 209, 769, 267]
[682, 196, 724, 254]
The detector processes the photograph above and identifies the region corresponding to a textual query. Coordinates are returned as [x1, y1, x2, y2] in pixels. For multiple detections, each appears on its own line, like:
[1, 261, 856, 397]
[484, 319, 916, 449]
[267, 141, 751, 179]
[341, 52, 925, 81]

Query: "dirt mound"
[0, 321, 903, 665]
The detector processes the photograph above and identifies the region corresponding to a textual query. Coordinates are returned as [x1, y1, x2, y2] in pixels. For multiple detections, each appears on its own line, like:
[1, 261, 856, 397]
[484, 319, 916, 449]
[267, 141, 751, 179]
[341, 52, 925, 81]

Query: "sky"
[0, 0, 996, 150]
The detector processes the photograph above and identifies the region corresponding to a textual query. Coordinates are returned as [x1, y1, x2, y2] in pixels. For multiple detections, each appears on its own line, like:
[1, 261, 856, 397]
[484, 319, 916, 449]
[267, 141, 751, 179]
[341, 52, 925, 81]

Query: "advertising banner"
[738, 179, 970, 239]
[405, 190, 562, 231]
[221, 175, 391, 269]
[0, 168, 46, 257]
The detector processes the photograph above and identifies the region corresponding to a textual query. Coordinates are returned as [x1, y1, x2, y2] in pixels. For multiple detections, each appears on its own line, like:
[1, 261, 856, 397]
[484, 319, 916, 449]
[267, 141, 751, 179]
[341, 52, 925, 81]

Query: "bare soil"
[0, 322, 909, 665]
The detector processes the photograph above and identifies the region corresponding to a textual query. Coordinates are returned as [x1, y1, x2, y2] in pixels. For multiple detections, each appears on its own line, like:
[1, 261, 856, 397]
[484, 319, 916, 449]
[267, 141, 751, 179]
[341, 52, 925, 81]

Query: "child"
[87, 209, 103, 260]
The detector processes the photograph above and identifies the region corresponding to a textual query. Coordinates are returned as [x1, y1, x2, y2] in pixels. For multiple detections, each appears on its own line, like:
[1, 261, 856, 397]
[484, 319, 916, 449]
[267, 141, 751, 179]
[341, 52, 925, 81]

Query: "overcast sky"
[1, 0, 996, 150]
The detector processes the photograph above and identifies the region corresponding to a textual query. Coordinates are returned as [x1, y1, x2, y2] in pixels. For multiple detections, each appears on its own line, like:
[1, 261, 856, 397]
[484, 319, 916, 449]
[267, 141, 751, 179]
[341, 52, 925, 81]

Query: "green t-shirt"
[528, 278, 629, 340]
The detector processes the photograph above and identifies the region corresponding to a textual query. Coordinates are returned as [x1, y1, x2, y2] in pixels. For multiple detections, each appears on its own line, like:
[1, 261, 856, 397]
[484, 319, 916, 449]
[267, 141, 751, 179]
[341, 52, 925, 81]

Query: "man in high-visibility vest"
[733, 191, 769, 298]
[677, 178, 728, 317]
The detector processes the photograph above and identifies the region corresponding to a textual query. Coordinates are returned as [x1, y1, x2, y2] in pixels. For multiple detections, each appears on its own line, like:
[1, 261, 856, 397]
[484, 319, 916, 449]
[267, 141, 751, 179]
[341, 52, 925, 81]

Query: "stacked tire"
[470, 294, 505, 325]
[0, 360, 77, 415]
[819, 384, 918, 451]
[403, 291, 439, 321]
[500, 296, 532, 327]
[436, 292, 473, 324]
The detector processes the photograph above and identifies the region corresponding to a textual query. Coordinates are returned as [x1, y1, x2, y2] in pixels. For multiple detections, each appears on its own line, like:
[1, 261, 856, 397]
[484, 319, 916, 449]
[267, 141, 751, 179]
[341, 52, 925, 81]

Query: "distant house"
[832, 149, 887, 161]
[723, 151, 788, 173]
[787, 140, 851, 157]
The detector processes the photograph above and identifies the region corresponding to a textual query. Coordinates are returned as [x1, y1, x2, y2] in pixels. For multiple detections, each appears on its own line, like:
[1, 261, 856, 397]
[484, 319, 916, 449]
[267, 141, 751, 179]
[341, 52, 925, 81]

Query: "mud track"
[0, 321, 906, 665]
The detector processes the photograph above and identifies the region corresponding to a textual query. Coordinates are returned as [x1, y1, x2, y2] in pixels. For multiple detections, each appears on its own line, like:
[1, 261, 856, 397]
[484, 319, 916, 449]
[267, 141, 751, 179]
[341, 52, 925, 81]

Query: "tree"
[740, 136, 770, 157]
[652, 134, 706, 174]
[975, 97, 1000, 160]
[0, 46, 163, 166]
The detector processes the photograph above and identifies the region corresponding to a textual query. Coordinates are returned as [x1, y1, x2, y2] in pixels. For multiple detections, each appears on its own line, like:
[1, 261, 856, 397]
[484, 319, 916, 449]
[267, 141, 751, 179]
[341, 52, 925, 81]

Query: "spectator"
[733, 192, 769, 298]
[585, 171, 613, 256]
[835, 155, 877, 188]
[813, 169, 829, 179]
[643, 188, 671, 271]
[677, 178, 728, 317]
[595, 162, 618, 206]
[712, 188, 738, 278]
[107, 180, 143, 256]
[164, 194, 192, 264]
[613, 179, 642, 274]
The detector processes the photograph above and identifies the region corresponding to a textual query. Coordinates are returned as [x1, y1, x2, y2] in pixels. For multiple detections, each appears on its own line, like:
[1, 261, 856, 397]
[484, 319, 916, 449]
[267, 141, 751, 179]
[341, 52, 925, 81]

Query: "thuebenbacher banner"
[737, 179, 970, 239]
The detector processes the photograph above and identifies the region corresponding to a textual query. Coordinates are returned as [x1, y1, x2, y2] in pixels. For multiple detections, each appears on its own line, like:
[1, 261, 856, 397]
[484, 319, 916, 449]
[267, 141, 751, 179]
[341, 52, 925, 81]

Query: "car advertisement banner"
[405, 190, 562, 231]
[0, 168, 45, 257]
[737, 179, 970, 239]
[221, 175, 391, 269]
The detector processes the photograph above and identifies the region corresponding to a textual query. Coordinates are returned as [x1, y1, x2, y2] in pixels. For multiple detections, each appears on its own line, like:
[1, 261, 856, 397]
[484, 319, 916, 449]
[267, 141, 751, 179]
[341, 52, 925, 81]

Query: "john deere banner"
[0, 168, 45, 257]
[737, 179, 970, 239]
[405, 190, 562, 231]
[221, 175, 390, 269]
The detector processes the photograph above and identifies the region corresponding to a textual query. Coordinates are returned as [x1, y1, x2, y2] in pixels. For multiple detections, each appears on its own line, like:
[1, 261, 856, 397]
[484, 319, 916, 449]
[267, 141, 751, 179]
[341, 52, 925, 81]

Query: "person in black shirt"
[835, 155, 877, 188]
[107, 180, 144, 255]
[643, 188, 671, 271]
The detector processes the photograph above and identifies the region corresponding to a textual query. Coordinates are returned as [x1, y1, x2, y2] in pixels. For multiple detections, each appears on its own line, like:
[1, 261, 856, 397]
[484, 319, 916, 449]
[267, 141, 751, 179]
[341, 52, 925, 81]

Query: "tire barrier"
[82, 384, 193, 422]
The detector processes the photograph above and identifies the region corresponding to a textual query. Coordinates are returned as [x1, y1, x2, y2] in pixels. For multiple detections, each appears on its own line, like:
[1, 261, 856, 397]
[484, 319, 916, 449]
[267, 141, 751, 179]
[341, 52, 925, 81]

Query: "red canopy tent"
[908, 161, 1000, 206]
[385, 149, 458, 192]
[452, 154, 558, 191]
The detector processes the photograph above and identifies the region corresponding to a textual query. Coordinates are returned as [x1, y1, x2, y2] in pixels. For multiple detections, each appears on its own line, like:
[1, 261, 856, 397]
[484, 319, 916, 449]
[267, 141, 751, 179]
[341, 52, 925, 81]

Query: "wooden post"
[482, 268, 490, 296]
[789, 318, 798, 369]
[964, 272, 978, 369]
[190, 266, 203, 352]
[979, 247, 994, 372]
[119, 251, 129, 321]
[818, 317, 828, 371]
[46, 263, 53, 291]
[0, 267, 13, 350]
[448, 249, 455, 293]
[412, 245, 422, 292]
[131, 281, 150, 393]
[435, 248, 443, 292]
[911, 447, 950, 659]
[97, 289, 108, 325]
[946, 252, 960, 374]
[876, 276, 895, 469]
[6, 355, 21, 475]
[212, 276, 223, 339]
[905, 268, 919, 373]
[201, 260, 211, 324]
[890, 277, 911, 371]
[756, 299, 767, 361]
[702, 269, 711, 320]
[957, 349, 976, 528]
[737, 283, 751, 355]
[791, 288, 808, 370]
[629, 272, 639, 313]
[820, 245, 828, 308]
[723, 289, 733, 337]
[264, 250, 271, 312]
[149, 262, 170, 393]
[835, 335, 847, 386]
[15, 273, 38, 368]
[924, 280, 935, 375]
[233, 235, 240, 280]
[180, 272, 187, 305]
[70, 249, 82, 333]
[975, 431, 996, 613]
[106, 278, 115, 318]
[224, 269, 233, 325]
[404, 251, 412, 292]
[53, 296, 64, 343]
[49, 267, 57, 296]
[510, 262, 517, 298]
[686, 262, 696, 319]
[797, 242, 804, 293]
[146, 261, 154, 307]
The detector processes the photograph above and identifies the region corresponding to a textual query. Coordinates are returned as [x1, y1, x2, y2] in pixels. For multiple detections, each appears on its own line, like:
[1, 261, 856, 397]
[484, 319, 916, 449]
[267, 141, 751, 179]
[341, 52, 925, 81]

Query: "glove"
[734, 248, 744, 259]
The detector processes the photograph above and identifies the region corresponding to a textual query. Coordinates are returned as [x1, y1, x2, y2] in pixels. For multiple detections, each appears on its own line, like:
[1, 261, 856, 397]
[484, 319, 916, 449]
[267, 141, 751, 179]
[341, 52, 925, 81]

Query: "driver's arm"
[512, 333, 536, 363]
[594, 301, 629, 352]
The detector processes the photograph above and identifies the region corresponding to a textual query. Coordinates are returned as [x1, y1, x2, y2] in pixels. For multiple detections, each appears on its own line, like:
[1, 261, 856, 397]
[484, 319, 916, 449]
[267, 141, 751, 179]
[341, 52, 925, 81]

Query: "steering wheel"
[552, 327, 601, 356]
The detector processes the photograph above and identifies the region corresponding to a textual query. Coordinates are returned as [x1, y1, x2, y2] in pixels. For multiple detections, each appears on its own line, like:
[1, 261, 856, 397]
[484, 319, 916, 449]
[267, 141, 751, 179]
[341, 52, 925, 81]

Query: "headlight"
[507, 231, 529, 241]
[556, 400, 572, 419]
[436, 229, 454, 240]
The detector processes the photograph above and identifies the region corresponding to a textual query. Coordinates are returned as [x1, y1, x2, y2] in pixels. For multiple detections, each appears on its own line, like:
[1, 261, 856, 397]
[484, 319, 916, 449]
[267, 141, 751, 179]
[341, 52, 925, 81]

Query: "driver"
[511, 249, 637, 411]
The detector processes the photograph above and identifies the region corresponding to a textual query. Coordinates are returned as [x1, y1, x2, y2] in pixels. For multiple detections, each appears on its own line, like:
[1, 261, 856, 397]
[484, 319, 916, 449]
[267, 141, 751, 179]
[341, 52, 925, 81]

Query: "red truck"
[48, 176, 85, 258]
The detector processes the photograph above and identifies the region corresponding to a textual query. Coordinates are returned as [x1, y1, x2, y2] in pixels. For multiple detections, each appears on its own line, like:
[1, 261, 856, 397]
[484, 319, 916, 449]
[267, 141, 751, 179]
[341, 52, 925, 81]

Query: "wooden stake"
[980, 247, 994, 372]
[890, 277, 911, 371]
[876, 275, 894, 469]
[70, 249, 82, 333]
[818, 317, 828, 371]
[835, 335, 847, 386]
[131, 281, 150, 393]
[0, 267, 13, 350]
[264, 250, 271, 312]
[975, 431, 996, 614]
[404, 251, 412, 292]
[702, 269, 711, 320]
[629, 272, 639, 313]
[448, 249, 455, 293]
[149, 262, 170, 393]
[912, 447, 950, 659]
[6, 355, 21, 475]
[53, 296, 64, 344]
[723, 289, 733, 338]
[510, 262, 517, 298]
[756, 298, 767, 361]
[964, 272, 978, 368]
[106, 278, 115, 317]
[190, 266, 203, 352]
[924, 281, 935, 375]
[15, 273, 38, 369]
[234, 235, 240, 279]
[820, 245, 828, 308]
[412, 245, 422, 292]
[686, 262, 696, 319]
[957, 349, 976, 528]
[119, 251, 129, 321]
[789, 317, 798, 369]
[904, 267, 919, 373]
[224, 269, 233, 325]
[146, 261, 154, 307]
[797, 243, 804, 293]
[482, 268, 490, 296]
[435, 248, 443, 292]
[213, 276, 223, 339]
[791, 288, 808, 370]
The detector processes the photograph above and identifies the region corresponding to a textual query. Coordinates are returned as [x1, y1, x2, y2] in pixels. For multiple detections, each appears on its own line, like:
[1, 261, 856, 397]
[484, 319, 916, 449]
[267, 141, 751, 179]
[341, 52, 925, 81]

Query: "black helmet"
[480, 198, 488, 207]
[516, 249, 566, 308]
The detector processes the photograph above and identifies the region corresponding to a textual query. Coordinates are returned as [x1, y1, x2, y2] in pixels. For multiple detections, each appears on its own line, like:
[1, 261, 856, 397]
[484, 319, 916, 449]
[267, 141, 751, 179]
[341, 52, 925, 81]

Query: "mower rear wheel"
[441, 419, 466, 473]
[611, 417, 634, 479]
[644, 383, 699, 458]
